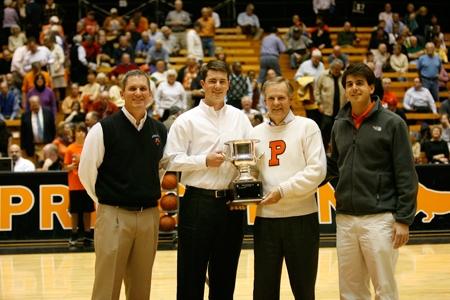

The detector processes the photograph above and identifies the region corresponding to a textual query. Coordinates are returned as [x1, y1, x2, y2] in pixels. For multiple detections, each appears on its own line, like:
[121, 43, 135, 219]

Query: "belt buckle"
[214, 190, 225, 198]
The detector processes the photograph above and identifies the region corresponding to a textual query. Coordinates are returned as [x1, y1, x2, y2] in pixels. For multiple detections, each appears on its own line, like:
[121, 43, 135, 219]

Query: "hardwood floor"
[1, 244, 450, 299]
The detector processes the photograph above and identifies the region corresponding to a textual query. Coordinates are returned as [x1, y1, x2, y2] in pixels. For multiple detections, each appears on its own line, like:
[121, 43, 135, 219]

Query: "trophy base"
[230, 180, 263, 205]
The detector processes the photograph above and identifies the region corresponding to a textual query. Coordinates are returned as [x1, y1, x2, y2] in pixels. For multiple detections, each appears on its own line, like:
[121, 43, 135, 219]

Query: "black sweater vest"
[95, 111, 167, 207]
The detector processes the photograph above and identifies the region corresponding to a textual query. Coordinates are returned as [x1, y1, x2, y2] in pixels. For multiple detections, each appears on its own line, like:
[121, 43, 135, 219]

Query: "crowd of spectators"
[0, 0, 449, 172]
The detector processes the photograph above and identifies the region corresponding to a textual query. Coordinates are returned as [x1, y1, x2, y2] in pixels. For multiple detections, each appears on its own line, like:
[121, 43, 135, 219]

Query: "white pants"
[336, 213, 399, 300]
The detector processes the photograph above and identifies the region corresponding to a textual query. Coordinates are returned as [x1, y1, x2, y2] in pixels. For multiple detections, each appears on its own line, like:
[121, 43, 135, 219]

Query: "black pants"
[177, 188, 244, 300]
[253, 213, 319, 300]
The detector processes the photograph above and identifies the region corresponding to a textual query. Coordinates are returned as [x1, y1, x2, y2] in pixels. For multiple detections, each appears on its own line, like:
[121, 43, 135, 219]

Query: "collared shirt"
[31, 108, 44, 143]
[165, 10, 191, 32]
[237, 12, 260, 27]
[403, 87, 437, 113]
[417, 54, 441, 79]
[78, 107, 148, 203]
[13, 157, 35, 172]
[164, 100, 253, 190]
[260, 33, 286, 57]
[294, 60, 325, 80]
[23, 46, 54, 72]
[352, 101, 376, 129]
[268, 110, 295, 126]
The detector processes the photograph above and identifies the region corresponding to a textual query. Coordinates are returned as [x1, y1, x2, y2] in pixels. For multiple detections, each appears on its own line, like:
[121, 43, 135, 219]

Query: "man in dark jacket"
[20, 95, 55, 158]
[327, 63, 418, 300]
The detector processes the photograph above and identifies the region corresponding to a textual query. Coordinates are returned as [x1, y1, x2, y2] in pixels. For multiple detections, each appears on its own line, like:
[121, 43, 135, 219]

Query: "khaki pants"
[336, 213, 399, 300]
[92, 204, 159, 300]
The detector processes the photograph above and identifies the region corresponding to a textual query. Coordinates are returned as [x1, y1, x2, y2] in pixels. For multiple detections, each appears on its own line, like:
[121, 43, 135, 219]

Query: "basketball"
[160, 193, 178, 211]
[162, 172, 177, 190]
[159, 215, 176, 232]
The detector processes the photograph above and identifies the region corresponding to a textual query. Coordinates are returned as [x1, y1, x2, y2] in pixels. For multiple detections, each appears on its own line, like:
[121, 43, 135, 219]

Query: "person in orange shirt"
[197, 7, 215, 57]
[64, 122, 95, 247]
[21, 62, 52, 108]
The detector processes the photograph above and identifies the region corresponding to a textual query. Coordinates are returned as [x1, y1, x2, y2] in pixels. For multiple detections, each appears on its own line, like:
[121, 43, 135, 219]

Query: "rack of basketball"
[158, 171, 181, 248]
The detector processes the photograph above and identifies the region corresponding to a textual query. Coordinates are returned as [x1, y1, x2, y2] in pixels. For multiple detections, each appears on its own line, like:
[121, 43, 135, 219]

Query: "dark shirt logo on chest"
[152, 134, 161, 146]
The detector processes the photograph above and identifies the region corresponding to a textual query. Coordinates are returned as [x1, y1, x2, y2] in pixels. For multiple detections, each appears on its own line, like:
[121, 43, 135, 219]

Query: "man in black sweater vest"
[79, 70, 167, 300]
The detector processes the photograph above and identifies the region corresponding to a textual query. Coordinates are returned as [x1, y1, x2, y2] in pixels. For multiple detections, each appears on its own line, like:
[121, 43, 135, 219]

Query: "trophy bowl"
[224, 139, 263, 204]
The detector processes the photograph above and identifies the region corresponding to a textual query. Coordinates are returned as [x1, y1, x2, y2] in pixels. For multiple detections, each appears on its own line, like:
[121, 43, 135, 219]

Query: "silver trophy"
[224, 139, 263, 204]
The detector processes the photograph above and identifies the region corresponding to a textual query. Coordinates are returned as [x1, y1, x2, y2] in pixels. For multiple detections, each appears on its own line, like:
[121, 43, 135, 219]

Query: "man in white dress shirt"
[9, 144, 35, 172]
[164, 60, 253, 300]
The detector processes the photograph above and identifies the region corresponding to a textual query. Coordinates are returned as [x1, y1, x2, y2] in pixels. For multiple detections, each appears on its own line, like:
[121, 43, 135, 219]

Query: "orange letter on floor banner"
[0, 186, 34, 231]
[40, 185, 71, 230]
[317, 183, 336, 224]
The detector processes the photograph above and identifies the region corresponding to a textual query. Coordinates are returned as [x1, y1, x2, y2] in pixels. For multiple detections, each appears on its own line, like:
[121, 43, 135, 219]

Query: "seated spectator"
[26, 74, 57, 116]
[371, 43, 390, 74]
[382, 78, 407, 122]
[294, 49, 324, 80]
[97, 33, 115, 67]
[386, 13, 406, 34]
[390, 44, 409, 74]
[403, 77, 437, 113]
[160, 26, 179, 56]
[96, 72, 109, 92]
[378, 2, 393, 24]
[113, 35, 135, 64]
[404, 3, 418, 33]
[285, 14, 308, 41]
[80, 71, 100, 112]
[0, 80, 20, 120]
[433, 37, 448, 64]
[405, 36, 424, 62]
[197, 7, 215, 57]
[186, 22, 204, 62]
[286, 27, 312, 69]
[8, 24, 26, 52]
[82, 34, 100, 63]
[9, 144, 35, 172]
[410, 132, 421, 163]
[110, 53, 139, 78]
[311, 17, 331, 49]
[5, 73, 21, 108]
[146, 40, 169, 68]
[439, 65, 449, 92]
[241, 95, 260, 124]
[237, 3, 263, 40]
[148, 22, 163, 42]
[39, 143, 63, 171]
[64, 101, 85, 124]
[62, 83, 82, 116]
[135, 31, 154, 60]
[421, 126, 449, 164]
[155, 69, 186, 121]
[150, 60, 168, 86]
[327, 45, 349, 68]
[337, 21, 359, 47]
[368, 22, 389, 50]
[103, 7, 126, 38]
[127, 11, 149, 34]
[228, 61, 253, 109]
[79, 10, 99, 37]
[176, 55, 203, 108]
[0, 49, 12, 75]
[107, 75, 123, 107]
[91, 91, 119, 120]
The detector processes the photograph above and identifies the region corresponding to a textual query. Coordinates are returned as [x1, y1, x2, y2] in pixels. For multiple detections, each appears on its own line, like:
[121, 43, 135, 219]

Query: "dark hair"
[200, 60, 230, 80]
[75, 122, 88, 134]
[34, 73, 46, 91]
[120, 69, 151, 91]
[341, 63, 376, 87]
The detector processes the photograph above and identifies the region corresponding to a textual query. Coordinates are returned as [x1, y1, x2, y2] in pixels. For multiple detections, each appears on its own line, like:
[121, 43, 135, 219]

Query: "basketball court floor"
[1, 244, 450, 299]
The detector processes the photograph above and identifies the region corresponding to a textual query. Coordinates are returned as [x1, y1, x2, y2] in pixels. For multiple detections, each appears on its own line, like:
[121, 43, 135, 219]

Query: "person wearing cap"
[258, 27, 286, 83]
[155, 69, 186, 121]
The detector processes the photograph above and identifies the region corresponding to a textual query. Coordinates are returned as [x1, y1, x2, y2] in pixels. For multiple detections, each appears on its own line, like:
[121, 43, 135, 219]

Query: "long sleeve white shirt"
[250, 112, 326, 218]
[79, 107, 148, 203]
[313, 0, 335, 14]
[403, 87, 437, 113]
[164, 100, 253, 190]
[155, 81, 187, 113]
[186, 29, 203, 61]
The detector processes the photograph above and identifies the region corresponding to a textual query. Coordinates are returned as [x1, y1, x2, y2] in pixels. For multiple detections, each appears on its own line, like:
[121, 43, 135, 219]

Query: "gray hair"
[261, 77, 293, 97]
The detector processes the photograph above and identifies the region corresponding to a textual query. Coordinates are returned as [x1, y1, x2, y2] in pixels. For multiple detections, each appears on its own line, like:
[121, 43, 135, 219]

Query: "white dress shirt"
[403, 87, 437, 113]
[14, 157, 36, 172]
[79, 107, 148, 203]
[155, 81, 187, 114]
[164, 100, 253, 190]
[31, 108, 44, 143]
[186, 29, 204, 60]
